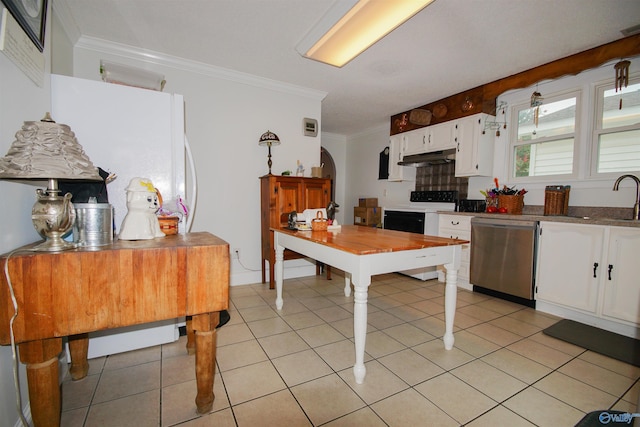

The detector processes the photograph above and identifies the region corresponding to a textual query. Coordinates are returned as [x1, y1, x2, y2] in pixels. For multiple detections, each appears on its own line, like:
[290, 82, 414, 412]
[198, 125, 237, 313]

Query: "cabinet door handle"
[608, 264, 613, 280]
[593, 262, 599, 278]
[423, 135, 426, 145]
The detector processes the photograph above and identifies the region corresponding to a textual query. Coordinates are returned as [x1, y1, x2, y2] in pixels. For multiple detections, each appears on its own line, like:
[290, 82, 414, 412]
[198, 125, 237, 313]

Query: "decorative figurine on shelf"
[118, 177, 165, 240]
[326, 201, 339, 221]
[296, 160, 305, 176]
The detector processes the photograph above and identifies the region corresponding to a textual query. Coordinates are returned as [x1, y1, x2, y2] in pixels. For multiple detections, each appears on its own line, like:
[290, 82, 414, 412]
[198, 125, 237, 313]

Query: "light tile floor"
[61, 271, 640, 426]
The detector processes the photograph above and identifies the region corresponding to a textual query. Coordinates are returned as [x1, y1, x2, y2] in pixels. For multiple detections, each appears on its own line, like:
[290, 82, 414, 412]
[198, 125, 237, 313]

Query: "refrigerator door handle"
[185, 135, 197, 232]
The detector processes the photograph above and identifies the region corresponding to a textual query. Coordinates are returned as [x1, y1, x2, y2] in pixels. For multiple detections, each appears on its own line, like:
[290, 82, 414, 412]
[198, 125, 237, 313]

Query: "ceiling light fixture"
[296, 0, 434, 68]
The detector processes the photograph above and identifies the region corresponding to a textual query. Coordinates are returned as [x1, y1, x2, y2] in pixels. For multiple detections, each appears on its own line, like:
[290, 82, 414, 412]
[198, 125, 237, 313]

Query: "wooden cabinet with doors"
[260, 175, 331, 288]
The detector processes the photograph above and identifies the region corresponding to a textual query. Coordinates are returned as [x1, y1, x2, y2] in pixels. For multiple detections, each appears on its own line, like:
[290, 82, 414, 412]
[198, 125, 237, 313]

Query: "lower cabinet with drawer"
[438, 214, 472, 290]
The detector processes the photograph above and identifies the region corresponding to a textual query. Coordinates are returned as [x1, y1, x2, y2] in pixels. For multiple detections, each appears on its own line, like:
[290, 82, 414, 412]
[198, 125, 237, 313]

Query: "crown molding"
[74, 36, 327, 101]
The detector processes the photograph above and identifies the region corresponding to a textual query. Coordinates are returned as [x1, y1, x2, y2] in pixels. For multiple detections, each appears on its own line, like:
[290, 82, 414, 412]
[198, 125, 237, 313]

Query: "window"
[511, 92, 579, 178]
[593, 79, 640, 175]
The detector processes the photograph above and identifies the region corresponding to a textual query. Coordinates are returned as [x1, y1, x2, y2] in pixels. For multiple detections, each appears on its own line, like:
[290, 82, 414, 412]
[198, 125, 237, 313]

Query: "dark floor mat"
[543, 319, 640, 367]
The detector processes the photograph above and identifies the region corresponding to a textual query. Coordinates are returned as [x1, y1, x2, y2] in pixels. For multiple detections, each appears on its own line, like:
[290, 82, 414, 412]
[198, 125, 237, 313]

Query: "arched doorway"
[320, 147, 336, 201]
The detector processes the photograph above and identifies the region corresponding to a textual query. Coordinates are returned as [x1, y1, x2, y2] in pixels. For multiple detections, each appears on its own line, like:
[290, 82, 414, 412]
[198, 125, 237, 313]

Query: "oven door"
[383, 209, 437, 280]
[383, 210, 425, 234]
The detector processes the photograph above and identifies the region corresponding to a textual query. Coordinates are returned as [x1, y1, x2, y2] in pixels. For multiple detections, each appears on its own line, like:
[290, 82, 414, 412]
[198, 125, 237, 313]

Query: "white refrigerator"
[51, 74, 196, 358]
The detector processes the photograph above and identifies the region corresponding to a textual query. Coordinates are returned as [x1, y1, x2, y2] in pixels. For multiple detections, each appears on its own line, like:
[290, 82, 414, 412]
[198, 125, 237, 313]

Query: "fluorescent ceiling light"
[296, 0, 434, 68]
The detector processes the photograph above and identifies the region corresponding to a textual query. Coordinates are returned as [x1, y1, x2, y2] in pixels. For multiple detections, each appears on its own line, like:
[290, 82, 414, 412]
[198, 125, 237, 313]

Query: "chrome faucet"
[612, 174, 640, 220]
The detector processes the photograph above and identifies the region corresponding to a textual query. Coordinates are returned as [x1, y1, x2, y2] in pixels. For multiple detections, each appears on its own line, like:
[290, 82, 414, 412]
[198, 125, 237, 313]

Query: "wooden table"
[0, 232, 229, 427]
[273, 225, 467, 384]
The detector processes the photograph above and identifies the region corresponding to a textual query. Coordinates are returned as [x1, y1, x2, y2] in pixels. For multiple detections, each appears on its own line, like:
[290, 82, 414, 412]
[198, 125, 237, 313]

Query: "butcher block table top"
[275, 224, 468, 255]
[0, 232, 229, 426]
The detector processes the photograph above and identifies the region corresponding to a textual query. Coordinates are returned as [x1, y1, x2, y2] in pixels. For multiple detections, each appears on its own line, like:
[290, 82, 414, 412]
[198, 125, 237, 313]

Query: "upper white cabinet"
[387, 112, 495, 177]
[403, 128, 427, 156]
[427, 121, 456, 151]
[388, 135, 405, 181]
[454, 113, 495, 177]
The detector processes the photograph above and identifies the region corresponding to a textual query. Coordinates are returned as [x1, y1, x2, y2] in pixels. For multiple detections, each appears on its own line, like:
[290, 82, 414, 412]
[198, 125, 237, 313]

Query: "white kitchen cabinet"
[402, 128, 428, 156]
[438, 214, 472, 289]
[427, 121, 456, 151]
[388, 135, 411, 181]
[455, 113, 495, 177]
[388, 135, 403, 181]
[536, 222, 603, 313]
[600, 226, 640, 324]
[536, 221, 640, 336]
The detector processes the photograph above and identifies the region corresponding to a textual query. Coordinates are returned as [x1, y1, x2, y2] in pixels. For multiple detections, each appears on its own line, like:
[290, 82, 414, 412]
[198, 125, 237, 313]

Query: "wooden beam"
[390, 35, 640, 135]
[483, 34, 640, 100]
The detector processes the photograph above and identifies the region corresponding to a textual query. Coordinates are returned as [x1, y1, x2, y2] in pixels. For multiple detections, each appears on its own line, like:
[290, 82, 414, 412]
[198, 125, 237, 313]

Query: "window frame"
[508, 89, 581, 183]
[590, 74, 640, 178]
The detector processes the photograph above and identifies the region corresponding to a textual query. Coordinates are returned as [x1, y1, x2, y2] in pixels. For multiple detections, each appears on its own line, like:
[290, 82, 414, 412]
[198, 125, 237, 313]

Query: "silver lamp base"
[31, 179, 77, 252]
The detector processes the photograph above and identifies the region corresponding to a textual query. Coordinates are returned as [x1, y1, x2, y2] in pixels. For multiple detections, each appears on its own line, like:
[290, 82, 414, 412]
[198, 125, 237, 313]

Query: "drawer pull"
[451, 221, 460, 225]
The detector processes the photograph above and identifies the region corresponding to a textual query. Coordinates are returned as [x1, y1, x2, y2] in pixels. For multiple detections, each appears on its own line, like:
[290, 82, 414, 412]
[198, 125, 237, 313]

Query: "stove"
[384, 190, 458, 213]
[382, 190, 458, 280]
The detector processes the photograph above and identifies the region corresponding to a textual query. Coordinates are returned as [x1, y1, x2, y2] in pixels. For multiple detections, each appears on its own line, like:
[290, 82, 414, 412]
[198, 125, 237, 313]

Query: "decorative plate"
[432, 103, 448, 118]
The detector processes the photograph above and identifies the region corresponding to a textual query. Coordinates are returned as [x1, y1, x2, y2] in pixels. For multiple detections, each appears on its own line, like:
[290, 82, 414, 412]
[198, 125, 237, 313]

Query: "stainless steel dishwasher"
[470, 217, 538, 307]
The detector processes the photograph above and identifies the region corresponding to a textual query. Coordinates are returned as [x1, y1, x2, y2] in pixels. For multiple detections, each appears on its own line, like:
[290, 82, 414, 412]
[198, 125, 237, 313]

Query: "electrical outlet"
[232, 248, 240, 260]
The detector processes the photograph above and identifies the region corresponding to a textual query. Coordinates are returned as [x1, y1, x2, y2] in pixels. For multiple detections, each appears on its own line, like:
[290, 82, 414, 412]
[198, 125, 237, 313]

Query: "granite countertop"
[440, 207, 640, 228]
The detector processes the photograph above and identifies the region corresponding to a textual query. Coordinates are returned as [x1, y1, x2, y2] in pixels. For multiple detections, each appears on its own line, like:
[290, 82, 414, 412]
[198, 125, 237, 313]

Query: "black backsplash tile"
[415, 162, 469, 200]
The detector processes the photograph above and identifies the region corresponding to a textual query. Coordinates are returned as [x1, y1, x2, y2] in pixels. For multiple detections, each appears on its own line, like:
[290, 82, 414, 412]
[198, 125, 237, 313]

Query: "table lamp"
[258, 130, 280, 175]
[0, 113, 102, 251]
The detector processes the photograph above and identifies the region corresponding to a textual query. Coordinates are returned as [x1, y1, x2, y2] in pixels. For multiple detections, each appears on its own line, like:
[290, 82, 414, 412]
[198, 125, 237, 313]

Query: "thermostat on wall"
[303, 118, 318, 137]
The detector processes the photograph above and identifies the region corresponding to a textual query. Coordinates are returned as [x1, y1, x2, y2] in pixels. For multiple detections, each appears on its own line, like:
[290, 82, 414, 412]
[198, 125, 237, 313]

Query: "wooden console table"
[0, 232, 229, 427]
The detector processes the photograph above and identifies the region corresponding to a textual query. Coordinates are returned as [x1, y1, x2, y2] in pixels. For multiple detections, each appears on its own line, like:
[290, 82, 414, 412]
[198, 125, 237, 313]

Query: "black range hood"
[397, 149, 456, 166]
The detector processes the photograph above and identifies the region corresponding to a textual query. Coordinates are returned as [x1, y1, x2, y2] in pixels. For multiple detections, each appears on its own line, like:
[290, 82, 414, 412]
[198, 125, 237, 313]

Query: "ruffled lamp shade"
[0, 113, 102, 251]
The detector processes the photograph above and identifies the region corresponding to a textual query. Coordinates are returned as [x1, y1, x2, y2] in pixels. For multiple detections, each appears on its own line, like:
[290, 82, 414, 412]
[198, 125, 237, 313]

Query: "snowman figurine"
[118, 177, 165, 240]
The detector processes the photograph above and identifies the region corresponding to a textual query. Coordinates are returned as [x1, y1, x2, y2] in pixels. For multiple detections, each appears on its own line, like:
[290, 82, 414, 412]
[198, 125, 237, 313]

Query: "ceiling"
[55, 0, 640, 137]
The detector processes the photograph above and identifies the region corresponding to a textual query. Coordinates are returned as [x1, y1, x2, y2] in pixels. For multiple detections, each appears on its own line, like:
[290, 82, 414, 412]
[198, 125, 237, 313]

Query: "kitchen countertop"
[440, 211, 640, 228]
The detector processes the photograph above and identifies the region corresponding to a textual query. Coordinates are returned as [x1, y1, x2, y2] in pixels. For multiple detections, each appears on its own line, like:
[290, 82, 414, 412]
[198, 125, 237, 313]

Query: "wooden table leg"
[185, 316, 195, 355]
[19, 338, 63, 427]
[68, 333, 89, 380]
[191, 312, 220, 414]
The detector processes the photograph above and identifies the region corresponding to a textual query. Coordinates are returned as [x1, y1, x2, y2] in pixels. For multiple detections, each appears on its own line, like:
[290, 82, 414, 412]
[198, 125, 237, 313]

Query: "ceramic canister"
[73, 203, 114, 247]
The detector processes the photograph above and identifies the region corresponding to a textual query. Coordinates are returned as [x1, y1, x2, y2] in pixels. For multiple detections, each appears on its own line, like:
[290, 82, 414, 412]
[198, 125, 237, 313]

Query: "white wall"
[0, 3, 53, 425]
[345, 124, 416, 224]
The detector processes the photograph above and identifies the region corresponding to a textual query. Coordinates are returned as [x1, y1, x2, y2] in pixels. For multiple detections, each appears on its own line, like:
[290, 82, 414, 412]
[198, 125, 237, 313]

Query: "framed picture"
[1, 0, 47, 52]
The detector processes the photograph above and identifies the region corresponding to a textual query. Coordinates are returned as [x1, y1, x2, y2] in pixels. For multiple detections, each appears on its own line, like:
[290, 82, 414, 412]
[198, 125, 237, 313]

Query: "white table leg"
[352, 280, 369, 384]
[275, 243, 284, 310]
[344, 273, 351, 297]
[443, 265, 458, 350]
